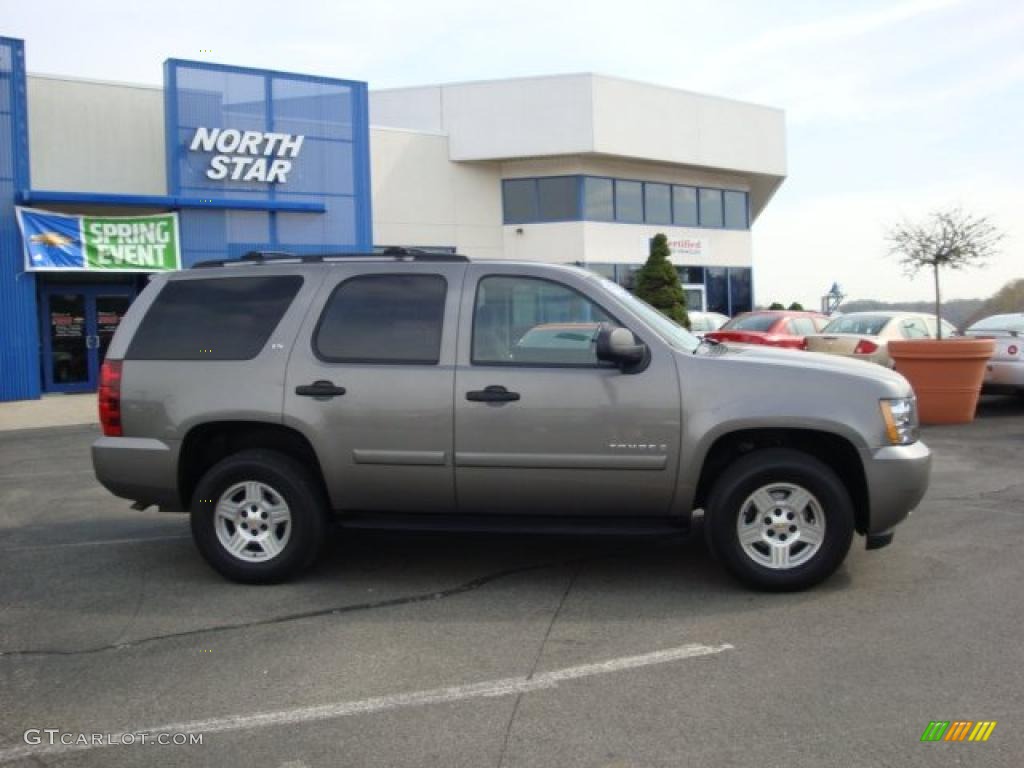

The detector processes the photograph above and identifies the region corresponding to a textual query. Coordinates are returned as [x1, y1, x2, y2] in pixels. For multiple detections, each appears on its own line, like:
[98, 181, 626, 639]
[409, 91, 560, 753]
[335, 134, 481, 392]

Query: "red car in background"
[705, 310, 830, 349]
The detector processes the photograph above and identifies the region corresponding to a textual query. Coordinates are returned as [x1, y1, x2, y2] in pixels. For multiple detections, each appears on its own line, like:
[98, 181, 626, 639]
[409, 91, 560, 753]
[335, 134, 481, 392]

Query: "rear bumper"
[863, 441, 931, 533]
[92, 436, 184, 511]
[982, 360, 1023, 393]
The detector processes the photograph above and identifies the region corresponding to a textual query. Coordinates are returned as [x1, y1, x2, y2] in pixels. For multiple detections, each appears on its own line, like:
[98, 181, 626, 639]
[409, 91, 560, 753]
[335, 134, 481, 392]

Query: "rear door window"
[126, 276, 303, 360]
[790, 317, 817, 336]
[314, 274, 447, 364]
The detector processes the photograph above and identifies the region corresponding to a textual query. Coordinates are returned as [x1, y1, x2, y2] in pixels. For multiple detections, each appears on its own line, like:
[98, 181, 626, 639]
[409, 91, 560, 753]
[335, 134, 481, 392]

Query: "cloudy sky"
[4, 0, 1021, 305]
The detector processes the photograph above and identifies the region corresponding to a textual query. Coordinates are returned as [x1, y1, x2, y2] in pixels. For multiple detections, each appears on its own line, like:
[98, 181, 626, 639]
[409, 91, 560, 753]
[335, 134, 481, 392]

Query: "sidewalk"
[0, 393, 98, 432]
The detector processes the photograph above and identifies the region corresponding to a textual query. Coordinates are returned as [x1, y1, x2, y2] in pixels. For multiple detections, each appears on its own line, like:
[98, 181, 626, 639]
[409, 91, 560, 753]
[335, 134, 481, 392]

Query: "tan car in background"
[804, 311, 958, 368]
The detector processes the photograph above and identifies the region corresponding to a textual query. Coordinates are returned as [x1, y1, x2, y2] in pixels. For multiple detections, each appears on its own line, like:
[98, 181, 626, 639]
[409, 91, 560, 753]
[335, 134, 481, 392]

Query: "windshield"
[596, 278, 701, 353]
[822, 314, 892, 336]
[969, 314, 1024, 333]
[722, 313, 778, 332]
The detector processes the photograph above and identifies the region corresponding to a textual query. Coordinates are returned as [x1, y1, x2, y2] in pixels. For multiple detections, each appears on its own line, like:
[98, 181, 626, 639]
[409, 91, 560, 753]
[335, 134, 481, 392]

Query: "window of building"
[705, 267, 729, 314]
[672, 186, 698, 227]
[723, 190, 748, 230]
[582, 177, 614, 221]
[472, 276, 615, 365]
[614, 180, 644, 223]
[537, 177, 579, 221]
[699, 188, 724, 228]
[315, 274, 447, 364]
[126, 276, 302, 360]
[644, 183, 671, 225]
[502, 179, 537, 224]
[727, 268, 752, 314]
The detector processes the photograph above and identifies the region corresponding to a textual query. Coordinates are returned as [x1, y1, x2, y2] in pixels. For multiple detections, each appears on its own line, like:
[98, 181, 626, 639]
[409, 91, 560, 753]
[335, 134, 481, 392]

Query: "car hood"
[709, 343, 910, 390]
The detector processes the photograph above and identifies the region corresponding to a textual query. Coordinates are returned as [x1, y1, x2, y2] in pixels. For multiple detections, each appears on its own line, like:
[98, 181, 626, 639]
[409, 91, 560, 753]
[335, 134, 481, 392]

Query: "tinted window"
[537, 177, 578, 221]
[614, 180, 643, 223]
[127, 276, 302, 360]
[728, 268, 752, 314]
[502, 179, 536, 223]
[583, 177, 614, 221]
[672, 186, 698, 226]
[723, 191, 748, 229]
[644, 183, 671, 224]
[473, 276, 615, 365]
[724, 314, 778, 332]
[315, 275, 447, 364]
[705, 267, 728, 314]
[699, 188, 724, 228]
[969, 314, 1024, 333]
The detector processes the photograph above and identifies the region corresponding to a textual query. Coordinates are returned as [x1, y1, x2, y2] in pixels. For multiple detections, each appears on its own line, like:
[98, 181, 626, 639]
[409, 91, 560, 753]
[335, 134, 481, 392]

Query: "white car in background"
[687, 311, 730, 337]
[804, 311, 957, 368]
[965, 313, 1024, 396]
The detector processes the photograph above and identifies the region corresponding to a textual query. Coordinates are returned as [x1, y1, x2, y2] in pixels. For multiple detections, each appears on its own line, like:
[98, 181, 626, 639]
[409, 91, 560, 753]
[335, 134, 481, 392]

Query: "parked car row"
[700, 308, 1022, 396]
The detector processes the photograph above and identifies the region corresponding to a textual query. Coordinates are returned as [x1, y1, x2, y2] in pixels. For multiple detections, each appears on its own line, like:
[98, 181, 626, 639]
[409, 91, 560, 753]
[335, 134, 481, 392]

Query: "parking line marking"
[0, 643, 732, 763]
[0, 534, 190, 553]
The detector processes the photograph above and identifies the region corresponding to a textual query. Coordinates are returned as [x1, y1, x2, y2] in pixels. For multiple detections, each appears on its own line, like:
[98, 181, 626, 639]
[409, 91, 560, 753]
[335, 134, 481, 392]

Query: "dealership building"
[0, 36, 786, 401]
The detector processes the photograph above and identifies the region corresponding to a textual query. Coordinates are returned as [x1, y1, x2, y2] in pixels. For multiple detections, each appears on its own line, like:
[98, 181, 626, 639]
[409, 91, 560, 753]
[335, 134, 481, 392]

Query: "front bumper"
[863, 440, 932, 533]
[92, 436, 184, 511]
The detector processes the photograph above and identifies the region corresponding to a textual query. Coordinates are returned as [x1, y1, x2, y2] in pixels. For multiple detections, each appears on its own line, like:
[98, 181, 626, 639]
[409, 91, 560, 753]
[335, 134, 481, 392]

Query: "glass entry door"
[41, 285, 135, 393]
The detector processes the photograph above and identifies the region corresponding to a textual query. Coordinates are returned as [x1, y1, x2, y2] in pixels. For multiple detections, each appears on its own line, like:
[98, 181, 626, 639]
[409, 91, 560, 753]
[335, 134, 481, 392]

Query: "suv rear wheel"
[704, 448, 854, 591]
[190, 449, 328, 584]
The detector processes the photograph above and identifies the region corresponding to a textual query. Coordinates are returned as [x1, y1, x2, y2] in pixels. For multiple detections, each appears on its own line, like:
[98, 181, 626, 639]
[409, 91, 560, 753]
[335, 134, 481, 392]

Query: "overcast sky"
[5, 0, 1021, 306]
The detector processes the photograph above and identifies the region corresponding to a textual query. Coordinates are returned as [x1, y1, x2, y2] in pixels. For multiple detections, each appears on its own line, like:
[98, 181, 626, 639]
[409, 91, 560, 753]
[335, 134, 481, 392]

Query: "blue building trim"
[0, 37, 41, 401]
[17, 189, 326, 213]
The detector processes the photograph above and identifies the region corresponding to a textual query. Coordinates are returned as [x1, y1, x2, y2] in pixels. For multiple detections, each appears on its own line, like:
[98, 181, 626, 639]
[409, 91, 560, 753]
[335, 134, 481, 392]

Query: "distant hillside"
[838, 298, 984, 330]
[963, 279, 1024, 327]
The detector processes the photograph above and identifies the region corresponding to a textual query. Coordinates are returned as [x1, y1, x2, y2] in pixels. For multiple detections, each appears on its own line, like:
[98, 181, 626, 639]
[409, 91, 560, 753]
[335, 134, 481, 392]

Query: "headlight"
[880, 397, 919, 445]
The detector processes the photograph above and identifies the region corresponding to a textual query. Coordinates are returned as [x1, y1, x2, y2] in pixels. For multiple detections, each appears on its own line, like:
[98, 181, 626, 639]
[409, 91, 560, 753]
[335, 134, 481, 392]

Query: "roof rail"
[191, 247, 469, 269]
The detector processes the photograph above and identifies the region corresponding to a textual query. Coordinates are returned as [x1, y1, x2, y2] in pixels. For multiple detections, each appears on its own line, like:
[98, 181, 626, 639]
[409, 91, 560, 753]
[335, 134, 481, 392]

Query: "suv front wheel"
[190, 449, 328, 584]
[704, 448, 855, 591]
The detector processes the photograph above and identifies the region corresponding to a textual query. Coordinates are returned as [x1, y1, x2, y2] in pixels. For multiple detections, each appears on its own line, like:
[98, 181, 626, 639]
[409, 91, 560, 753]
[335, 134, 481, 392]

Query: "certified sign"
[189, 127, 305, 183]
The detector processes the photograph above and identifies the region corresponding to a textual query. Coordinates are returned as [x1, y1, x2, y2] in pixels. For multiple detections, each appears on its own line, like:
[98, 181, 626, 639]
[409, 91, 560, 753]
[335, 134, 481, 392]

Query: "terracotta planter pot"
[888, 338, 995, 424]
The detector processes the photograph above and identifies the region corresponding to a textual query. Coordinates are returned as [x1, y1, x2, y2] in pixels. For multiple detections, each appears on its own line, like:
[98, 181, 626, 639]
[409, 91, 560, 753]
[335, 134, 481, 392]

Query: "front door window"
[48, 293, 89, 388]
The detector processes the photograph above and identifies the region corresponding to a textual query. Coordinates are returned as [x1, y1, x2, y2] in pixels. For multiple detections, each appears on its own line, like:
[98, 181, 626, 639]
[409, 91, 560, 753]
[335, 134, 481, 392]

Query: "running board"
[335, 513, 691, 538]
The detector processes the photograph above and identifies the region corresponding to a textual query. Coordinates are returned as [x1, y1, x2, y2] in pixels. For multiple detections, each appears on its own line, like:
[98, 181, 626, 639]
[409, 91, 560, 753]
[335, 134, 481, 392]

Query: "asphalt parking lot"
[1, 398, 1023, 768]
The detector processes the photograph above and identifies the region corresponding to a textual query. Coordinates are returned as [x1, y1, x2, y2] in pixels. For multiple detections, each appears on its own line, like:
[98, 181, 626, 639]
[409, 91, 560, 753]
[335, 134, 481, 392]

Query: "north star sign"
[189, 127, 305, 183]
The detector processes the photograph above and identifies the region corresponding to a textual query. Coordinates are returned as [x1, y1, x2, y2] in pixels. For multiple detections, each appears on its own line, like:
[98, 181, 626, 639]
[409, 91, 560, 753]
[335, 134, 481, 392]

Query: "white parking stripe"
[0, 643, 732, 763]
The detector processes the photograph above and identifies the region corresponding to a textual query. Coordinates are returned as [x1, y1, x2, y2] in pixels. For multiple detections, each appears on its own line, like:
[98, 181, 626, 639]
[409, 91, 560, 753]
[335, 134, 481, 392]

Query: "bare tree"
[887, 207, 1004, 339]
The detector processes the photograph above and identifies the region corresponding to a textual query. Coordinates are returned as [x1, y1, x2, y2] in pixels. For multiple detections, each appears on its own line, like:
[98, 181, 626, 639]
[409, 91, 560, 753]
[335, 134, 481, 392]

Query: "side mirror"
[595, 324, 648, 371]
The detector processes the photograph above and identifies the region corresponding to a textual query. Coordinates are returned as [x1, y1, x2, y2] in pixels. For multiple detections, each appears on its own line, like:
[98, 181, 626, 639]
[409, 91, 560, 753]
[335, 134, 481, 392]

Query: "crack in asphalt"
[0, 551, 617, 660]
[496, 561, 582, 768]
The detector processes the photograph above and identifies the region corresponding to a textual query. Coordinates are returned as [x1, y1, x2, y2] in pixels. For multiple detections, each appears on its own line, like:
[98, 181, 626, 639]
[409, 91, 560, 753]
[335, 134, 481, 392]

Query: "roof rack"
[192, 247, 469, 269]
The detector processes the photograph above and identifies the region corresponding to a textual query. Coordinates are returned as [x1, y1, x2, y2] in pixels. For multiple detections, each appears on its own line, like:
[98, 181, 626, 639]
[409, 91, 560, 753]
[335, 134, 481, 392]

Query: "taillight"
[854, 339, 879, 355]
[98, 360, 123, 437]
[800, 339, 809, 350]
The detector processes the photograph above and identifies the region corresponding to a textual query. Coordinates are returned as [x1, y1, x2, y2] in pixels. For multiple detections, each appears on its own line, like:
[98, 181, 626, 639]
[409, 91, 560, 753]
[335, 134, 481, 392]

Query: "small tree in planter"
[634, 233, 690, 328]
[887, 207, 1004, 338]
[884, 207, 1004, 423]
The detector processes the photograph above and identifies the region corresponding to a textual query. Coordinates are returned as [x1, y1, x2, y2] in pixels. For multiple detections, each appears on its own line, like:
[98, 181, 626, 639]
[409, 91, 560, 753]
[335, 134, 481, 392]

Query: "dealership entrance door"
[40, 284, 134, 393]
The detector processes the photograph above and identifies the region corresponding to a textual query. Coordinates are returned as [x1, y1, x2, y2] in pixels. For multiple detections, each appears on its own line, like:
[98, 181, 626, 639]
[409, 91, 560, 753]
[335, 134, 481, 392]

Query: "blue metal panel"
[18, 189, 325, 213]
[0, 38, 40, 401]
[164, 59, 371, 259]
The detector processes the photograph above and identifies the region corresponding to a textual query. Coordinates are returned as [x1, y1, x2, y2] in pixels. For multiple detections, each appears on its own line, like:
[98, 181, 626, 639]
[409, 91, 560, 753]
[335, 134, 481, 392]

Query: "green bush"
[768, 302, 785, 310]
[633, 234, 689, 328]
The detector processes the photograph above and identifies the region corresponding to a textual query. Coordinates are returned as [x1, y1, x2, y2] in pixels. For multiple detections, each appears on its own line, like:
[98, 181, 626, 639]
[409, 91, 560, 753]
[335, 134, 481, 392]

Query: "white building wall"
[370, 127, 504, 259]
[27, 75, 166, 194]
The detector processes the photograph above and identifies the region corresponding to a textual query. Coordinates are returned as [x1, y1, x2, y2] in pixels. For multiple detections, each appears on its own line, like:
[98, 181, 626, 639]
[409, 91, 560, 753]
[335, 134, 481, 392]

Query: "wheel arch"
[179, 421, 329, 511]
[693, 427, 870, 534]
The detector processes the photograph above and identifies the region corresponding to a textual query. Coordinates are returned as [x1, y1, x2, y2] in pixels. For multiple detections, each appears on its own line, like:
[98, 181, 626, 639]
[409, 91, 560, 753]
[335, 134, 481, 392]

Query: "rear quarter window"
[126, 276, 303, 361]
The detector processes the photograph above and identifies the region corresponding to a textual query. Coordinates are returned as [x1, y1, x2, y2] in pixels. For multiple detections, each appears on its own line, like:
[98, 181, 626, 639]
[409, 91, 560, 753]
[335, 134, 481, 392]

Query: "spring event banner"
[16, 208, 182, 272]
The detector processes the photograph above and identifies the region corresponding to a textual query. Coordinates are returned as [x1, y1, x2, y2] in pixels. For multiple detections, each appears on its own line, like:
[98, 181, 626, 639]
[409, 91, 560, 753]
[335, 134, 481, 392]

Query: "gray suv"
[92, 251, 931, 590]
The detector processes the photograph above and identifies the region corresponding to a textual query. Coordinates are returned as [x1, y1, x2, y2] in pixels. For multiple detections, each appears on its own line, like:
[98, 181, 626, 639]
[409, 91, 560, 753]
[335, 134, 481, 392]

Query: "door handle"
[466, 385, 520, 403]
[295, 380, 347, 398]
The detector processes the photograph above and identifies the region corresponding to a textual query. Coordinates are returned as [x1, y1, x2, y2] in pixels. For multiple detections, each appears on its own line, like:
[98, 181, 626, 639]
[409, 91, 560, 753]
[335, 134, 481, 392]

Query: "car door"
[453, 265, 682, 517]
[284, 262, 466, 514]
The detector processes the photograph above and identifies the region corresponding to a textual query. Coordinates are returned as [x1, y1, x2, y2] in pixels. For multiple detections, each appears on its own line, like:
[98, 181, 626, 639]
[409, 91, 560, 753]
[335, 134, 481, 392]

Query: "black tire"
[190, 449, 328, 584]
[704, 448, 855, 591]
